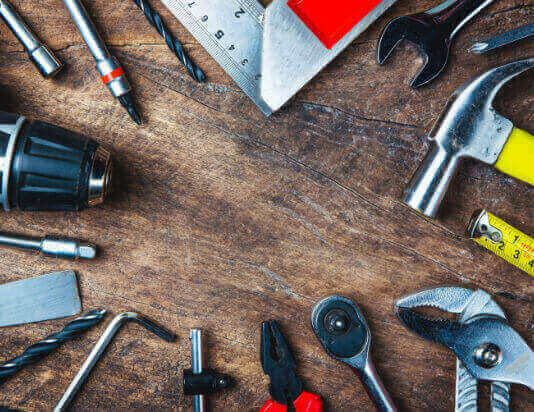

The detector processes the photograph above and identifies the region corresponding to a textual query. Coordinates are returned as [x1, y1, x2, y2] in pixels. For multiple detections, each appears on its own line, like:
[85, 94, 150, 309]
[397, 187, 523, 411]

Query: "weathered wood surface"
[0, 0, 532, 410]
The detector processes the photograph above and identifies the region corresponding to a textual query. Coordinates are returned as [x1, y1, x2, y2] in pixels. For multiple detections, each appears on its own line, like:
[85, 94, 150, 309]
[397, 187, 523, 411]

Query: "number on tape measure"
[469, 210, 534, 277]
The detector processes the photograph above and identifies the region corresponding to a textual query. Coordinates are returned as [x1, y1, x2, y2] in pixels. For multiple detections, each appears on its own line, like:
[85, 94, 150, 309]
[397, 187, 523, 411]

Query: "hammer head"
[378, 14, 451, 88]
[403, 58, 534, 218]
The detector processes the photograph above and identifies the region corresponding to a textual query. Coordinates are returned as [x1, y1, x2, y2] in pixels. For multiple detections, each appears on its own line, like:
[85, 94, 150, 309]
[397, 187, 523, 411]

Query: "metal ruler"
[161, 0, 270, 114]
[467, 209, 534, 277]
[160, 0, 397, 116]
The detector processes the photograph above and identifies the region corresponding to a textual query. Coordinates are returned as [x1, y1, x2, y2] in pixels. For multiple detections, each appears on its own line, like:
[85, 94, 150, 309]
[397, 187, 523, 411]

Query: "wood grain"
[0, 0, 532, 410]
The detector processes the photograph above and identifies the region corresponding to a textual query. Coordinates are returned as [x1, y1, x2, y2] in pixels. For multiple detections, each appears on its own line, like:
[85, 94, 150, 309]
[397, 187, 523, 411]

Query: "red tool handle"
[287, 0, 386, 49]
[260, 391, 324, 412]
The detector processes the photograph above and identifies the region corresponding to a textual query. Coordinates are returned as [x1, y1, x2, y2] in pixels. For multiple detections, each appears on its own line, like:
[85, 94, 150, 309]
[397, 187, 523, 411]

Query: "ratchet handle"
[352, 361, 398, 412]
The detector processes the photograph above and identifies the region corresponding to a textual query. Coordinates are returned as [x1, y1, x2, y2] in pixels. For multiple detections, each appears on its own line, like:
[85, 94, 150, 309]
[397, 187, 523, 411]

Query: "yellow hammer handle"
[495, 127, 534, 186]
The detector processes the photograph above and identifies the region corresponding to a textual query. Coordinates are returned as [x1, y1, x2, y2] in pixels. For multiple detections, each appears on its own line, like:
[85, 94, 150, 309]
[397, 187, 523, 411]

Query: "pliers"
[260, 321, 323, 412]
[395, 287, 533, 411]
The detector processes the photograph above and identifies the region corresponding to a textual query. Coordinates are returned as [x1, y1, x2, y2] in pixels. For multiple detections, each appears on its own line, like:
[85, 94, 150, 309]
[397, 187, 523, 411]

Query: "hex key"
[54, 312, 176, 411]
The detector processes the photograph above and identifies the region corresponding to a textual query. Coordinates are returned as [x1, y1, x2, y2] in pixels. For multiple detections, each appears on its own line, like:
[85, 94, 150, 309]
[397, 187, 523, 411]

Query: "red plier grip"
[260, 391, 324, 412]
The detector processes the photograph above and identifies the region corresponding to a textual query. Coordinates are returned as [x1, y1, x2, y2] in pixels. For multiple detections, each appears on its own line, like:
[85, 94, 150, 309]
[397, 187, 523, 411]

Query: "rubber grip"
[495, 127, 534, 186]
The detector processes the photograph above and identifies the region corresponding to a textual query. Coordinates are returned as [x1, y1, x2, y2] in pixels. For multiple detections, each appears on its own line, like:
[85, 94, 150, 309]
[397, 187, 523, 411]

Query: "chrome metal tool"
[0, 271, 81, 328]
[396, 287, 533, 410]
[160, 0, 397, 115]
[190, 329, 205, 412]
[0, 231, 96, 260]
[0, 0, 63, 77]
[378, 0, 494, 87]
[403, 58, 534, 218]
[311, 296, 397, 412]
[63, 0, 142, 124]
[183, 328, 231, 411]
[55, 312, 176, 411]
[470, 23, 534, 54]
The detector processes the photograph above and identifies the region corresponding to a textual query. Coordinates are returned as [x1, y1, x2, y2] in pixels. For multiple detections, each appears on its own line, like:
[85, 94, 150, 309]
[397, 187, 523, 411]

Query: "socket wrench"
[311, 296, 397, 412]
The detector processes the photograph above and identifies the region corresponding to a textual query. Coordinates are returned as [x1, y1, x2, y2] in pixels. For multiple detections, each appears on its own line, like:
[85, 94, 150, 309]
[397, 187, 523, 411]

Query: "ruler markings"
[474, 213, 534, 276]
[161, 0, 271, 114]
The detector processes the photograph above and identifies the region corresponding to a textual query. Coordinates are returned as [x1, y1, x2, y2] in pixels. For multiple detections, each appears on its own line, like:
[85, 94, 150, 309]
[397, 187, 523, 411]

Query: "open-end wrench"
[311, 296, 397, 412]
[378, 0, 494, 87]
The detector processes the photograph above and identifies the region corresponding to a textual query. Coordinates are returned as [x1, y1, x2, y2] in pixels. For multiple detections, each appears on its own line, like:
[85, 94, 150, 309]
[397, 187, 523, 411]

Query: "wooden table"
[0, 0, 532, 410]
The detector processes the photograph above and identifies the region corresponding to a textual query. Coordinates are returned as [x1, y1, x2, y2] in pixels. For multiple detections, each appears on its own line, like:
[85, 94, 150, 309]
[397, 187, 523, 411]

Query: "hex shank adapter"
[63, 0, 141, 124]
[54, 312, 176, 412]
[0, 0, 62, 77]
[0, 231, 96, 260]
[403, 58, 534, 218]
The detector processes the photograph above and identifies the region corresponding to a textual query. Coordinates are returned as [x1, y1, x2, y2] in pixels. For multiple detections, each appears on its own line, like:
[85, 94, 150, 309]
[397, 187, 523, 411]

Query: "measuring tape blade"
[467, 209, 534, 277]
[161, 0, 272, 115]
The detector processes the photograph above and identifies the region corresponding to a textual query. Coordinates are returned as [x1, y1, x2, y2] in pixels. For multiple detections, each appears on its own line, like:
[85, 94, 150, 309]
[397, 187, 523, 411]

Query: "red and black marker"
[260, 321, 323, 412]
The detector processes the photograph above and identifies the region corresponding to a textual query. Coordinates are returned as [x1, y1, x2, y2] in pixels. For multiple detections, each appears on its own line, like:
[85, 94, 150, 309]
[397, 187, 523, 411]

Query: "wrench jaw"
[377, 15, 450, 88]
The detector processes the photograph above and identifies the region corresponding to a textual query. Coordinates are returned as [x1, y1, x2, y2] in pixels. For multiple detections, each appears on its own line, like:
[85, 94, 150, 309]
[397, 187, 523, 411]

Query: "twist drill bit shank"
[63, 0, 141, 124]
[131, 0, 205, 82]
[0, 310, 106, 382]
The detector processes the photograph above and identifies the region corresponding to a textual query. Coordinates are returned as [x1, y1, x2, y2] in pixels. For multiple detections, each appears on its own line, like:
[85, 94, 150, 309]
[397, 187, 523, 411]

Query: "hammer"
[403, 58, 534, 218]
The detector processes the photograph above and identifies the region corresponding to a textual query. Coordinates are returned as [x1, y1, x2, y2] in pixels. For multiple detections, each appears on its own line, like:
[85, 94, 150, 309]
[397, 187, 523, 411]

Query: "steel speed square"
[161, 0, 397, 115]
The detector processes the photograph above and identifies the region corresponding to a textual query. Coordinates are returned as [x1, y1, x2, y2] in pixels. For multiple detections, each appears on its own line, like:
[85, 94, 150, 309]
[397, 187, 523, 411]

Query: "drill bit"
[131, 0, 205, 82]
[63, 0, 142, 125]
[0, 309, 106, 382]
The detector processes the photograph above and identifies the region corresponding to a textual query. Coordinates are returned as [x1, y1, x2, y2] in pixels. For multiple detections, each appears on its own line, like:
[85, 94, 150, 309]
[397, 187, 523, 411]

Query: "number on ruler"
[235, 8, 245, 18]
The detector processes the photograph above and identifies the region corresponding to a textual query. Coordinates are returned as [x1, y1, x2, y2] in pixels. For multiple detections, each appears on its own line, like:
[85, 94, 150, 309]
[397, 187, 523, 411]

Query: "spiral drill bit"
[0, 309, 107, 382]
[131, 0, 205, 83]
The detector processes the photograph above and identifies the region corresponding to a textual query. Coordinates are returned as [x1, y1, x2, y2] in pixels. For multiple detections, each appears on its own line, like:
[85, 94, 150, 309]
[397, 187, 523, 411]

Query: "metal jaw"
[403, 58, 534, 218]
[396, 287, 534, 410]
[260, 320, 303, 406]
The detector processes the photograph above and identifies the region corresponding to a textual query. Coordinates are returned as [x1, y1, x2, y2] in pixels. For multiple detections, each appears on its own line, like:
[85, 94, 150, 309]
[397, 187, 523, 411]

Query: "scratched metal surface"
[0, 0, 532, 410]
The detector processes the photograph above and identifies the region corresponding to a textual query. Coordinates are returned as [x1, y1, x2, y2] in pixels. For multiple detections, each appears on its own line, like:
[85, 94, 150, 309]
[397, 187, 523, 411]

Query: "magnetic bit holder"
[184, 329, 230, 412]
[0, 0, 63, 77]
[54, 312, 176, 412]
[0, 232, 97, 260]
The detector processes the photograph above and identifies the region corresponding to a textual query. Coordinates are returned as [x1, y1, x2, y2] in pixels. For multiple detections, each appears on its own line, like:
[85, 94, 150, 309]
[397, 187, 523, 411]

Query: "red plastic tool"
[287, 0, 386, 49]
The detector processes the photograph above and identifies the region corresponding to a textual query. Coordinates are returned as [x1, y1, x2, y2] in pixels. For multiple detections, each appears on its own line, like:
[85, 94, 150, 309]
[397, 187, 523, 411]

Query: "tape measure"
[467, 209, 534, 277]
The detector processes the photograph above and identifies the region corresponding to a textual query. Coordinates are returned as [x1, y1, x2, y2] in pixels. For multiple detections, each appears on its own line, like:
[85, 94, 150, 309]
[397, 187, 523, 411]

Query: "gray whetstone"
[0, 270, 81, 327]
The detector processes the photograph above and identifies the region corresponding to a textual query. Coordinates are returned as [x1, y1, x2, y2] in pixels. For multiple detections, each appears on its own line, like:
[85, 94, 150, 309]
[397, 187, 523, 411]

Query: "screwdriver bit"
[63, 0, 142, 125]
[0, 310, 107, 383]
[131, 0, 205, 83]
[0, 232, 97, 260]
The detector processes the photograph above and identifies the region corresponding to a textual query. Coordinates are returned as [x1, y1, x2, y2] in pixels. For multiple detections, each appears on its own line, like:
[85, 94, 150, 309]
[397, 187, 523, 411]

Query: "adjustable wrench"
[311, 296, 397, 412]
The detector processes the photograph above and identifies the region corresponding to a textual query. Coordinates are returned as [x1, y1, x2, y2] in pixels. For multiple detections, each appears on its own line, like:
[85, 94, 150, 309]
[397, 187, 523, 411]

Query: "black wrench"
[311, 296, 397, 412]
[378, 0, 494, 88]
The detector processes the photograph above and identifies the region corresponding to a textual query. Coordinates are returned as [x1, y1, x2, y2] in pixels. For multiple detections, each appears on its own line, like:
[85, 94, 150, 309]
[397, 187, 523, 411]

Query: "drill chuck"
[0, 111, 112, 211]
